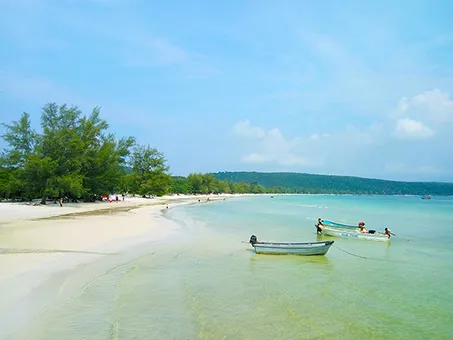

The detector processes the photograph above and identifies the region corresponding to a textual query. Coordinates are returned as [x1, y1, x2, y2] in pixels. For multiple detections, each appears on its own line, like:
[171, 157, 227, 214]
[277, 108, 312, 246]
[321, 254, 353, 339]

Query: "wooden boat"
[321, 226, 390, 242]
[249, 235, 334, 255]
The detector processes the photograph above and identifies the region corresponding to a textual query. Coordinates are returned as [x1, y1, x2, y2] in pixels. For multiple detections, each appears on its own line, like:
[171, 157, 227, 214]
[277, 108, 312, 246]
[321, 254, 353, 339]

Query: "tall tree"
[78, 107, 135, 198]
[1, 112, 37, 167]
[39, 103, 85, 201]
[216, 179, 230, 194]
[187, 173, 204, 194]
[0, 103, 135, 202]
[171, 176, 193, 194]
[1, 112, 38, 199]
[129, 145, 171, 196]
[201, 173, 217, 194]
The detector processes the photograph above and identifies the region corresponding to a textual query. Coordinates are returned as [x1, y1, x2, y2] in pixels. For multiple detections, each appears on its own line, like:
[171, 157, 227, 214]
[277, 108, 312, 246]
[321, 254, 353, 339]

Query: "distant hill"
[212, 171, 453, 196]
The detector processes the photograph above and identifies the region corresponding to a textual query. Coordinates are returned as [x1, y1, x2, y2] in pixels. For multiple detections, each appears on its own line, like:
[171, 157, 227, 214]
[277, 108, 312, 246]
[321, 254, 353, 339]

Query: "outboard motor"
[249, 235, 258, 245]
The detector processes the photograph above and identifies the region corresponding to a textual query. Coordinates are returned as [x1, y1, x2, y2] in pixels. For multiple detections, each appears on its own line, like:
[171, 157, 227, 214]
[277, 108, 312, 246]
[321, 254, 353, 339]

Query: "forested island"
[1, 103, 452, 202]
[213, 172, 453, 196]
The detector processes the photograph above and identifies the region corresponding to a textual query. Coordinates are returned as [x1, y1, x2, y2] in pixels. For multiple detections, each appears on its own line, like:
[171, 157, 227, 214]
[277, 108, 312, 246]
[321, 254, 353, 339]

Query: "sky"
[1, 0, 453, 182]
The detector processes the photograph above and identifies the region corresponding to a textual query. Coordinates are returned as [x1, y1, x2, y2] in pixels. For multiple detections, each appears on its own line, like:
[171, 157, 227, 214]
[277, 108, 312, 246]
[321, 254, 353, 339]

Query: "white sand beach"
[0, 193, 242, 338]
[0, 194, 235, 281]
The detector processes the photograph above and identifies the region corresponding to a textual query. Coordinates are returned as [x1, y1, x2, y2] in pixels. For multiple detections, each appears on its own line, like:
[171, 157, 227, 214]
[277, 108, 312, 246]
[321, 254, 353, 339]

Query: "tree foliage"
[128, 145, 172, 196]
[3, 104, 452, 202]
[213, 171, 453, 195]
[0, 103, 139, 202]
[171, 173, 266, 195]
[171, 176, 193, 194]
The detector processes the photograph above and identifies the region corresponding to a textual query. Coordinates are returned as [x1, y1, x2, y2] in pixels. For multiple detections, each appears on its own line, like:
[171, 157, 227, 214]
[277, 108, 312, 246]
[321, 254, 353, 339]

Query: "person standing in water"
[315, 218, 324, 234]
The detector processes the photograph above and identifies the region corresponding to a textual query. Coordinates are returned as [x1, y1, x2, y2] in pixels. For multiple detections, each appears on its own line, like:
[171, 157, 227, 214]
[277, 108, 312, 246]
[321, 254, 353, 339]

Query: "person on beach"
[59, 197, 63, 207]
[316, 218, 323, 234]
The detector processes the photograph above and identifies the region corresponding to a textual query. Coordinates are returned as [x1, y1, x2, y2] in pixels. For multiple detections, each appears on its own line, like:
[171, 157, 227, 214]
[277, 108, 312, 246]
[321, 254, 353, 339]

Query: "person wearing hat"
[358, 221, 367, 233]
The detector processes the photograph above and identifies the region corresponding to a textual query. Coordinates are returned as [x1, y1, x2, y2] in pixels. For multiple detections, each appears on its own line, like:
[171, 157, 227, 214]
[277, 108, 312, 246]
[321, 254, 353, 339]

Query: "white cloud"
[396, 89, 453, 124]
[394, 118, 434, 139]
[397, 97, 409, 112]
[233, 120, 265, 139]
[241, 153, 270, 163]
[309, 133, 330, 140]
[233, 121, 308, 166]
[231, 115, 452, 180]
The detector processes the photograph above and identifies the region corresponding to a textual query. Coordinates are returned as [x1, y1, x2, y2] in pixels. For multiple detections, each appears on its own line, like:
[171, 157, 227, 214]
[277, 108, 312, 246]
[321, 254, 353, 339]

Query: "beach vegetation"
[2, 104, 453, 201]
[0, 103, 170, 201]
[127, 145, 172, 197]
[213, 171, 453, 196]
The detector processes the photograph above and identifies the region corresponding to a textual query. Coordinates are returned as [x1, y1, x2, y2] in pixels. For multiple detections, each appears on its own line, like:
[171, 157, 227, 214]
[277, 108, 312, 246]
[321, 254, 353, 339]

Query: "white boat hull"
[252, 241, 334, 255]
[322, 226, 390, 242]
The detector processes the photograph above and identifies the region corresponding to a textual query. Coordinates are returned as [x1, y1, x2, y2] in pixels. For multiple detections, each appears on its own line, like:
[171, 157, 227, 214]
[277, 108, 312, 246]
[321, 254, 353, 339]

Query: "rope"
[332, 245, 405, 263]
[332, 244, 368, 259]
[392, 234, 410, 242]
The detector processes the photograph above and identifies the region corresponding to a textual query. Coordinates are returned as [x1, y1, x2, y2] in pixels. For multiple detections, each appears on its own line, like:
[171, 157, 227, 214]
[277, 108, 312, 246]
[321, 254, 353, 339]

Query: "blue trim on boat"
[322, 220, 357, 229]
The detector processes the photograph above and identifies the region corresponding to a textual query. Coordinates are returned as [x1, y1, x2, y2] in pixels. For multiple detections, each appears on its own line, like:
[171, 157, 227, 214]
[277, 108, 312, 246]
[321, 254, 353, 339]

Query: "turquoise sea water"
[7, 195, 453, 339]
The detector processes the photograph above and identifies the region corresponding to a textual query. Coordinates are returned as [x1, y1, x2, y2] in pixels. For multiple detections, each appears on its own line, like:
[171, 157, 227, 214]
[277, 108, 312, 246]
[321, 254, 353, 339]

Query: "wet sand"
[0, 194, 238, 338]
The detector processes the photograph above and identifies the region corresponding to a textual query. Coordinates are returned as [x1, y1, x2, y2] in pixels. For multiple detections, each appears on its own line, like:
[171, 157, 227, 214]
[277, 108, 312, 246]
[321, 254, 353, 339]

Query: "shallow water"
[5, 195, 453, 339]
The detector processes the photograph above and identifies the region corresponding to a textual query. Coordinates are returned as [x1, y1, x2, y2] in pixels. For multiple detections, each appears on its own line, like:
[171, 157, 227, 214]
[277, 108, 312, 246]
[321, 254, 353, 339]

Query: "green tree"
[234, 182, 251, 194]
[38, 103, 85, 201]
[250, 181, 264, 194]
[0, 164, 11, 199]
[140, 172, 172, 196]
[216, 179, 230, 194]
[187, 173, 204, 194]
[1, 112, 38, 199]
[38, 104, 134, 202]
[129, 145, 171, 196]
[171, 176, 193, 194]
[1, 103, 135, 202]
[202, 173, 217, 194]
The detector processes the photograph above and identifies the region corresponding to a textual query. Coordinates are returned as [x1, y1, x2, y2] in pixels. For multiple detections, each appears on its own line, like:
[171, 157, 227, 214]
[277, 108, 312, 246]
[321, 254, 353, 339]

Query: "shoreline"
[0, 194, 230, 224]
[0, 194, 450, 339]
[0, 193, 248, 339]
[0, 194, 248, 281]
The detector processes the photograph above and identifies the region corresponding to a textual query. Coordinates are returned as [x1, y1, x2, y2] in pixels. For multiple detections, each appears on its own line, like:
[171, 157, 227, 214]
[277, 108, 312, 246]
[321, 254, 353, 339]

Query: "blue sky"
[1, 0, 453, 182]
